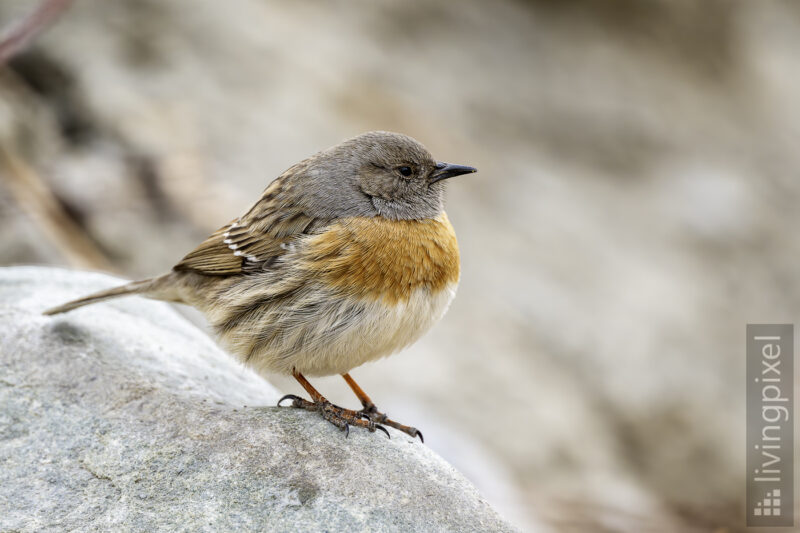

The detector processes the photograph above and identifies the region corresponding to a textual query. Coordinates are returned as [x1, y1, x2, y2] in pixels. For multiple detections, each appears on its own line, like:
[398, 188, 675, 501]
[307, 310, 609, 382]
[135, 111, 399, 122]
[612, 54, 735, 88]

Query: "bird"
[44, 131, 476, 440]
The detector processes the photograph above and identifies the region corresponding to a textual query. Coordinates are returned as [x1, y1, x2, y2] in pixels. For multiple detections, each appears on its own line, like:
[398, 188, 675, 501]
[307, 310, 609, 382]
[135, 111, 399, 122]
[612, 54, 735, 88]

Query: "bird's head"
[297, 131, 476, 220]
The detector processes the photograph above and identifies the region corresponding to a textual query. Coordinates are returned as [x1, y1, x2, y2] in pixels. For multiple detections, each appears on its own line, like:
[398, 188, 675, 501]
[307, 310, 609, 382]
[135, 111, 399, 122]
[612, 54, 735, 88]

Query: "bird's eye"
[398, 166, 413, 177]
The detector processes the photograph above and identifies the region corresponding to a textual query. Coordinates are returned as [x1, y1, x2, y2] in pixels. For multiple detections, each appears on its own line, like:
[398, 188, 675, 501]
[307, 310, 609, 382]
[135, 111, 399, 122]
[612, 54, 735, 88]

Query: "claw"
[414, 430, 424, 443]
[278, 390, 399, 440]
[277, 394, 304, 406]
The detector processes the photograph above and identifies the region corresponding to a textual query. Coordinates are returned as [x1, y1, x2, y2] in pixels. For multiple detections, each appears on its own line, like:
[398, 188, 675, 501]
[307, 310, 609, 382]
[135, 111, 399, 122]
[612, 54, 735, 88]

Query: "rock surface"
[0, 266, 516, 532]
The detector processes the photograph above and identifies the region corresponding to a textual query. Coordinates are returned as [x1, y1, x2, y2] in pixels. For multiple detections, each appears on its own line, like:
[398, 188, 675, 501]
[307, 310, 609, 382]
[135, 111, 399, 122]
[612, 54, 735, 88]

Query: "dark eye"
[398, 166, 413, 177]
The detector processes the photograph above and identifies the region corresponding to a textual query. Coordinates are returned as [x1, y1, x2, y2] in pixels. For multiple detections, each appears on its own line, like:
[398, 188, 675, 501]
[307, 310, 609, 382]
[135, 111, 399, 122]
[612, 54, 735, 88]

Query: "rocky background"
[1, 1, 799, 531]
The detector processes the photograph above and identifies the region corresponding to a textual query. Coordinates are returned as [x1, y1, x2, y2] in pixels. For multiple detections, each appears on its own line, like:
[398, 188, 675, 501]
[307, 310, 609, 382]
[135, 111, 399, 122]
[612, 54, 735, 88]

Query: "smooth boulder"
[0, 266, 516, 532]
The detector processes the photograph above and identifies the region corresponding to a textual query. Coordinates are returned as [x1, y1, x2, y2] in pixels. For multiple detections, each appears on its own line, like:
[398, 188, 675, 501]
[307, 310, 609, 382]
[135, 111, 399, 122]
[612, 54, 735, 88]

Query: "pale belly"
[204, 213, 461, 378]
[217, 281, 458, 378]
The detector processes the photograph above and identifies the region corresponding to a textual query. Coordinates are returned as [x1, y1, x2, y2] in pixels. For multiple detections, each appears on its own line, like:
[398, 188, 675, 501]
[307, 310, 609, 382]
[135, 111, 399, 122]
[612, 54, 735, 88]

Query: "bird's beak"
[429, 162, 477, 184]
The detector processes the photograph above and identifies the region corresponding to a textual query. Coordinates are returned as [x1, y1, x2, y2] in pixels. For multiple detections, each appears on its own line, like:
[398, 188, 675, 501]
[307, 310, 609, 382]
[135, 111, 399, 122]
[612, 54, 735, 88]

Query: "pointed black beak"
[430, 162, 477, 184]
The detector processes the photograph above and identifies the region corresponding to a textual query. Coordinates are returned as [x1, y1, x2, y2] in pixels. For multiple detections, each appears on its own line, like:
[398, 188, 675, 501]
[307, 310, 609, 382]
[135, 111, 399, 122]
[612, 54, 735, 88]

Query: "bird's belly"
[225, 281, 458, 378]
[210, 213, 460, 377]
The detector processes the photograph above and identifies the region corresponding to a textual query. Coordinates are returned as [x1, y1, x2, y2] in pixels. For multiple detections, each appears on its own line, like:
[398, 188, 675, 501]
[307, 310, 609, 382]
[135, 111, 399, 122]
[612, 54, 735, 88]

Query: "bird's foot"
[359, 402, 424, 442]
[278, 394, 389, 439]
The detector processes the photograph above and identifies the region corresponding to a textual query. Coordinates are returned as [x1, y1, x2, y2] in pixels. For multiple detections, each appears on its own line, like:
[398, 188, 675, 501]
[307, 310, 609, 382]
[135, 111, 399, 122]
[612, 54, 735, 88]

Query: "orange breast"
[304, 212, 460, 304]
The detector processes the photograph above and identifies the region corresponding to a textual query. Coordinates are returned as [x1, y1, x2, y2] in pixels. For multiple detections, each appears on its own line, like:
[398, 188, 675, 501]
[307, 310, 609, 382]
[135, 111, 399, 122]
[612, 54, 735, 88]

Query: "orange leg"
[293, 371, 327, 404]
[341, 372, 377, 410]
[277, 371, 389, 438]
[341, 373, 424, 442]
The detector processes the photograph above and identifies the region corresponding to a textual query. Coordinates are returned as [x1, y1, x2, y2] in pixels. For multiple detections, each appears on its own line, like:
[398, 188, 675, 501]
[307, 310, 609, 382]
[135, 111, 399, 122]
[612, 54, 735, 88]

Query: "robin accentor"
[44, 131, 476, 440]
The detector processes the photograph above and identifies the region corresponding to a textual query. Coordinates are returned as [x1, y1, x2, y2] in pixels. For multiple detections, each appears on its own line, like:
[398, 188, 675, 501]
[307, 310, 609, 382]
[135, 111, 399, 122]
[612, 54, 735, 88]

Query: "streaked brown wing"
[173, 173, 330, 276]
[172, 219, 243, 275]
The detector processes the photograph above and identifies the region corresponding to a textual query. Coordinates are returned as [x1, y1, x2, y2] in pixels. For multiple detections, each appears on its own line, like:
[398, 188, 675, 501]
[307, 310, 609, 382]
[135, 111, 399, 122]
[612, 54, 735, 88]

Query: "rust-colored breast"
[304, 212, 460, 304]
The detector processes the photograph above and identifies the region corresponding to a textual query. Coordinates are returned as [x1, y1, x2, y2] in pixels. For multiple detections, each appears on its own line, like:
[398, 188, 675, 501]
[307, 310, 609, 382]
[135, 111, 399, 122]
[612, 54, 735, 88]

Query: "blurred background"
[1, 1, 799, 531]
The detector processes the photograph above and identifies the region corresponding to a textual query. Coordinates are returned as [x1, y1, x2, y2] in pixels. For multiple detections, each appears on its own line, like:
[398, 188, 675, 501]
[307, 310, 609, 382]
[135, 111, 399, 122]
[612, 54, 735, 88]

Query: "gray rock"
[0, 266, 516, 532]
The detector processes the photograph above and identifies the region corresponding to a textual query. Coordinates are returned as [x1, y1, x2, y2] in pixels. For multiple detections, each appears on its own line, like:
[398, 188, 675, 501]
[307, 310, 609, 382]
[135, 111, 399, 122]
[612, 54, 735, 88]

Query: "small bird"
[44, 131, 475, 440]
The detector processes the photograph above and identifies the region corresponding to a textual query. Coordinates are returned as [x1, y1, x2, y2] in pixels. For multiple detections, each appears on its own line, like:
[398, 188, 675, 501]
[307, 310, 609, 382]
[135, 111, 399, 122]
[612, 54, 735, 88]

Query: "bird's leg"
[278, 371, 388, 438]
[341, 373, 424, 442]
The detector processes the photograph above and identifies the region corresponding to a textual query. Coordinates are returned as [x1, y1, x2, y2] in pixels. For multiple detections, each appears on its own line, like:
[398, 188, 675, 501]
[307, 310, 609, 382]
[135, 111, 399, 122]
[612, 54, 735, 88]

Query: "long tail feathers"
[43, 278, 157, 316]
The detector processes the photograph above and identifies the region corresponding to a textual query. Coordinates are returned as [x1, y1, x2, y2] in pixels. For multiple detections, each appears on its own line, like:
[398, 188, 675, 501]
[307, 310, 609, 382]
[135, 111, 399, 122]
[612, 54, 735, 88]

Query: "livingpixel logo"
[746, 324, 794, 527]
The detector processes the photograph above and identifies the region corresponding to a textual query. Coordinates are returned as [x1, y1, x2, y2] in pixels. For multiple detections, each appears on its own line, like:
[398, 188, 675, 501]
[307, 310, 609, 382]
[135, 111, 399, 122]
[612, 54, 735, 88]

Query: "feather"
[173, 171, 331, 276]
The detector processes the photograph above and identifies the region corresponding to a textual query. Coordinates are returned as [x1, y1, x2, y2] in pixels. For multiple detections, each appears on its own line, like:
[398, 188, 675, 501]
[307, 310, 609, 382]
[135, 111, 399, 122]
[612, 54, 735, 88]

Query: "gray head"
[289, 131, 476, 220]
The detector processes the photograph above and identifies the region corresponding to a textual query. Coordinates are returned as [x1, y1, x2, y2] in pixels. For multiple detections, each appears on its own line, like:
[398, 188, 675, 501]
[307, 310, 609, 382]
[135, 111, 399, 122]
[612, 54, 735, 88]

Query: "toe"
[277, 394, 304, 407]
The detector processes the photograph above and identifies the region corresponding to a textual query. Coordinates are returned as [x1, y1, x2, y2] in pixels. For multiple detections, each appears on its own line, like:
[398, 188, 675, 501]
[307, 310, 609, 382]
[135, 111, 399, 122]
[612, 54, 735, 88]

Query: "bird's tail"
[43, 276, 164, 315]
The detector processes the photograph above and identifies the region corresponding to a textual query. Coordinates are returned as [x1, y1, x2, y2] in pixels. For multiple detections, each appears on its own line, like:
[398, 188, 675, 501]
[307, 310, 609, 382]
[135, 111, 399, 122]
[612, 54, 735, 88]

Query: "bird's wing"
[173, 172, 330, 276]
